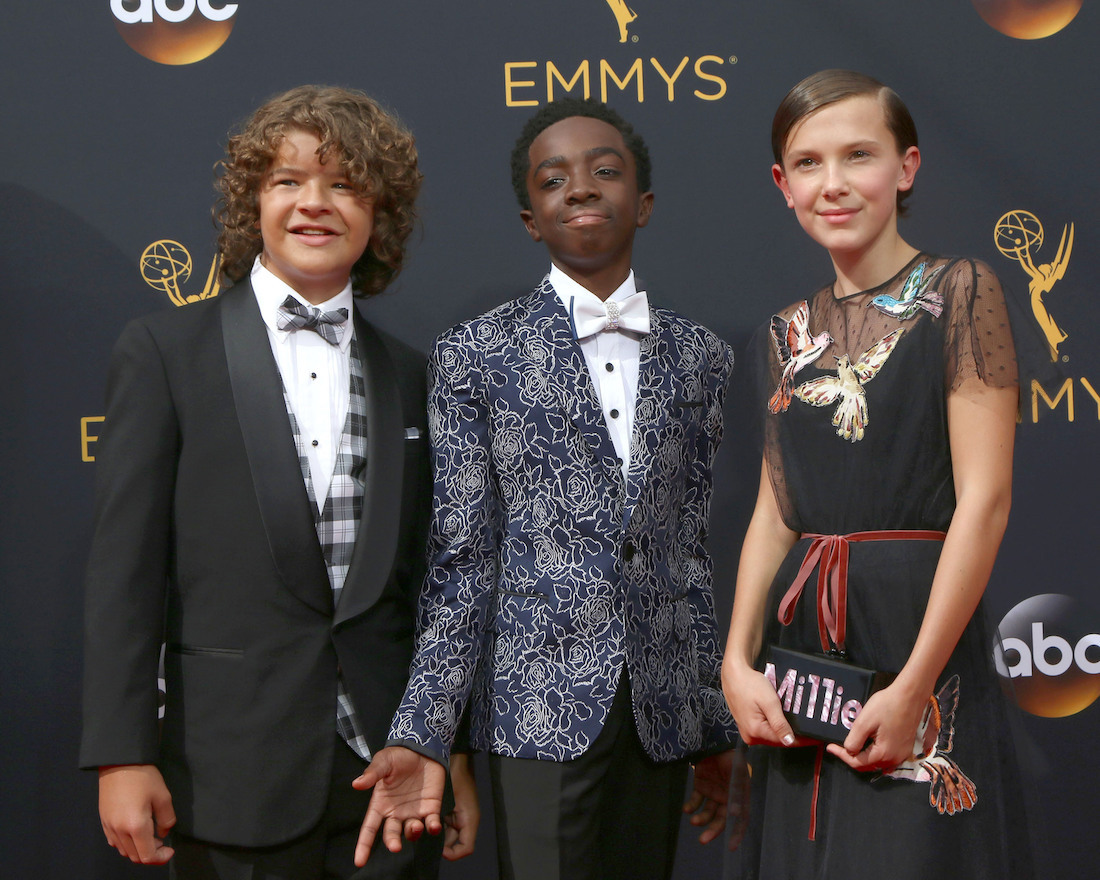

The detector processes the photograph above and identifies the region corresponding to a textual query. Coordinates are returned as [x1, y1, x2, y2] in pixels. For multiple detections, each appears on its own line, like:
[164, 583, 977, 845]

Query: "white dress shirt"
[251, 258, 353, 509]
[550, 264, 645, 478]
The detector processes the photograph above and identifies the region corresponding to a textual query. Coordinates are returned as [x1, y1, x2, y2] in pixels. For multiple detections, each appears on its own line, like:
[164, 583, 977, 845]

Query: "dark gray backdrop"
[1, 2, 1096, 877]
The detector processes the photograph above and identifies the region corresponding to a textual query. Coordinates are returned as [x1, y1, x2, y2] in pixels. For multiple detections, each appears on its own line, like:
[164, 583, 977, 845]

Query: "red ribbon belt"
[778, 530, 947, 654]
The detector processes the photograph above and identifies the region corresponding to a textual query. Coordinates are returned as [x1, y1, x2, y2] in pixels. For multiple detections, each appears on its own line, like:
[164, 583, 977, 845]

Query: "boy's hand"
[443, 752, 480, 860]
[725, 748, 751, 851]
[683, 751, 730, 845]
[98, 764, 176, 864]
[353, 746, 446, 866]
[682, 749, 750, 851]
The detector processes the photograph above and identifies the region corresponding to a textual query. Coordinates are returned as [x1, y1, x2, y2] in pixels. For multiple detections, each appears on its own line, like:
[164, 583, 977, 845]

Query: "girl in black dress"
[722, 70, 1033, 878]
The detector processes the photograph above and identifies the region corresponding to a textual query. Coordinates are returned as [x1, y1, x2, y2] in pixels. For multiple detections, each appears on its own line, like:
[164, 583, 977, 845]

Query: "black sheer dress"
[726, 253, 1034, 879]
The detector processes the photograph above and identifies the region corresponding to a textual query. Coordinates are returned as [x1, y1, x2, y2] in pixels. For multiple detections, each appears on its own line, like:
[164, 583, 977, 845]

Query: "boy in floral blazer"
[355, 98, 739, 880]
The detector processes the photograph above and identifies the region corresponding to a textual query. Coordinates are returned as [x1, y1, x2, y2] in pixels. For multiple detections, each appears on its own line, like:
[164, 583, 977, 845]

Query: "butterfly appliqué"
[792, 328, 905, 442]
[768, 300, 833, 413]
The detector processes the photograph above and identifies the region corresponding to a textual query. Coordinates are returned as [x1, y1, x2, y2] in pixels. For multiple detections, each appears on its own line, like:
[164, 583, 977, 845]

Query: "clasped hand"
[725, 664, 927, 773]
[825, 681, 927, 773]
[97, 764, 176, 865]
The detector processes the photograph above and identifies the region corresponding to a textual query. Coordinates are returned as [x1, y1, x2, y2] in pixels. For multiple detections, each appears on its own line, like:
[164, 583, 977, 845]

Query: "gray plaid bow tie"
[276, 295, 349, 345]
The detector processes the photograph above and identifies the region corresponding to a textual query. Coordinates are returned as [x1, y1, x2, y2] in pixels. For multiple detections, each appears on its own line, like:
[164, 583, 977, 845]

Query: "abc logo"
[110, 1, 238, 65]
[971, 0, 1082, 40]
[994, 593, 1100, 717]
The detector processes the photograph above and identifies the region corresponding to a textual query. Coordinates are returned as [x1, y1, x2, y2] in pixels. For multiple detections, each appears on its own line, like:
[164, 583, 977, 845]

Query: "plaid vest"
[283, 335, 371, 759]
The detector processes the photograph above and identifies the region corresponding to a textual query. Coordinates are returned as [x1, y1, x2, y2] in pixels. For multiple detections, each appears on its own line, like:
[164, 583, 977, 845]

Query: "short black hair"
[510, 98, 652, 210]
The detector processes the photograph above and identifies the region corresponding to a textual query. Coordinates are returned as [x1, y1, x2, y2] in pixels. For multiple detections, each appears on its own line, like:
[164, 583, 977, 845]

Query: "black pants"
[489, 674, 689, 880]
[170, 737, 444, 880]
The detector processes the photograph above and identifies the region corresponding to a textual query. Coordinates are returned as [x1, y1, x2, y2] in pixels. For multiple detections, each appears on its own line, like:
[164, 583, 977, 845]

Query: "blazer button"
[622, 541, 635, 563]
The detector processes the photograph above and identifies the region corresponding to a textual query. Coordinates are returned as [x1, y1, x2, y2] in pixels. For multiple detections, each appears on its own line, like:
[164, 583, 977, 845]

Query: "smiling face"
[520, 115, 653, 299]
[257, 128, 375, 304]
[773, 95, 919, 273]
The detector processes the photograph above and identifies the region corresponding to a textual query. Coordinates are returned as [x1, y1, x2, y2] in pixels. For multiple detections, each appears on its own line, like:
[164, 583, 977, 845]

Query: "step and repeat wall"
[1, 2, 1095, 878]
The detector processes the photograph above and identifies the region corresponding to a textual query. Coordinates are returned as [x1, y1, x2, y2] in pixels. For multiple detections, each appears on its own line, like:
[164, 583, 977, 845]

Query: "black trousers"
[170, 737, 444, 880]
[489, 674, 690, 880]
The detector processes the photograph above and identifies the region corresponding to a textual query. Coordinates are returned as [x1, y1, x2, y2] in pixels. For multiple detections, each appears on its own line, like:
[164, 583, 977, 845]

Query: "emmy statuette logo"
[995, 210, 1074, 362]
[603, 0, 638, 43]
[84, 240, 222, 462]
[110, 0, 238, 65]
[141, 240, 222, 306]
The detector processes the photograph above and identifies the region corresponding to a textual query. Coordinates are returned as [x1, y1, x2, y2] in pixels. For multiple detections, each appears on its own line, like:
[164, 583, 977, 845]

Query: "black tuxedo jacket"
[80, 283, 430, 847]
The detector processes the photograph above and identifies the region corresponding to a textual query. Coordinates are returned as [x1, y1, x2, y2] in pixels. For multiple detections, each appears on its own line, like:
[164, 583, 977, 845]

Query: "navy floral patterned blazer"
[389, 277, 737, 764]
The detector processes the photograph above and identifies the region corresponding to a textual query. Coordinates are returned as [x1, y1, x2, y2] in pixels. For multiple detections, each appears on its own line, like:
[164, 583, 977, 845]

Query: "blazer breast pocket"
[167, 642, 244, 659]
[670, 397, 706, 433]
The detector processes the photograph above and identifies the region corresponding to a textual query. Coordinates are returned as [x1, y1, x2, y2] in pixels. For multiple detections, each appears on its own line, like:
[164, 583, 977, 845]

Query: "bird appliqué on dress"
[792, 328, 905, 442]
[768, 300, 833, 413]
[871, 262, 944, 320]
[884, 674, 977, 816]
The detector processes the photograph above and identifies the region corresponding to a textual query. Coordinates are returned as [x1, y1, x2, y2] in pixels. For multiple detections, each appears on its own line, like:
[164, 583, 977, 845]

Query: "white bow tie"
[570, 291, 651, 339]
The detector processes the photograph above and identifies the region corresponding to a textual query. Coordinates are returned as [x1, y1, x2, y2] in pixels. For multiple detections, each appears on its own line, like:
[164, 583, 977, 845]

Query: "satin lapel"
[221, 284, 332, 615]
[527, 280, 623, 483]
[333, 311, 402, 626]
[622, 308, 674, 525]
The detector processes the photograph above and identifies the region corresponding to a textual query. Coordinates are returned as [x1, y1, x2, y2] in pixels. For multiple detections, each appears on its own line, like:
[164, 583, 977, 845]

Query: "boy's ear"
[520, 209, 543, 243]
[635, 191, 655, 228]
[772, 164, 794, 208]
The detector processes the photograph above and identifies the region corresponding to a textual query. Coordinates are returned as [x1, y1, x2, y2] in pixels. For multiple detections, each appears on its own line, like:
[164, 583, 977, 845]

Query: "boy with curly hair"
[81, 85, 475, 879]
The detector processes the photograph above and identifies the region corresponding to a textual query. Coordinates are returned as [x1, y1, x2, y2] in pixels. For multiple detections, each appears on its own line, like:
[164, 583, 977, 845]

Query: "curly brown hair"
[215, 85, 422, 298]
